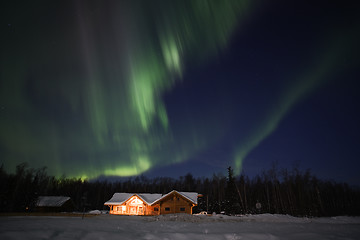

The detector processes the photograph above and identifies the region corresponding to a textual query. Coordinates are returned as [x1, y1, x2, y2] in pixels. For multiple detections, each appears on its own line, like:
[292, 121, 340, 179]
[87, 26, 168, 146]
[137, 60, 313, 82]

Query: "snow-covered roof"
[154, 190, 198, 205]
[137, 193, 163, 205]
[104, 191, 198, 206]
[104, 193, 133, 205]
[36, 196, 71, 207]
[178, 191, 198, 204]
[104, 193, 163, 205]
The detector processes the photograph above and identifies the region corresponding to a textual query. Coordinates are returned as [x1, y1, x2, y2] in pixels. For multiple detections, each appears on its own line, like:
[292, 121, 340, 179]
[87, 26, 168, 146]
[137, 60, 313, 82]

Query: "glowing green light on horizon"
[104, 155, 152, 177]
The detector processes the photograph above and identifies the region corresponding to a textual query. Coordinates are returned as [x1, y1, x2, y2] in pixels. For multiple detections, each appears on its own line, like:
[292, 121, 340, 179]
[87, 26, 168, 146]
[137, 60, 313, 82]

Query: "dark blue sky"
[148, 0, 360, 184]
[1, 0, 359, 184]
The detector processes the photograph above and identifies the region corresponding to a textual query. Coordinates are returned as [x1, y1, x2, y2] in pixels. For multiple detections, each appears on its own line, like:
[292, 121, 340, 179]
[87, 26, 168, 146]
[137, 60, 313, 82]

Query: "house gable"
[125, 195, 146, 215]
[106, 194, 160, 215]
[154, 190, 198, 205]
[154, 191, 196, 215]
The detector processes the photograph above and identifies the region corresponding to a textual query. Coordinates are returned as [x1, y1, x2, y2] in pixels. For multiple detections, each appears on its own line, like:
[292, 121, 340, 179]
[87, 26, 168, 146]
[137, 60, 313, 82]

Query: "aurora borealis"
[1, 1, 360, 184]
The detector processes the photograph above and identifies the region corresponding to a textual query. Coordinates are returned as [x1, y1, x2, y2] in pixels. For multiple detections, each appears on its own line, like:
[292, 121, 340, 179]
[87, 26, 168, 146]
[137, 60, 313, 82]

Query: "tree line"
[0, 163, 359, 216]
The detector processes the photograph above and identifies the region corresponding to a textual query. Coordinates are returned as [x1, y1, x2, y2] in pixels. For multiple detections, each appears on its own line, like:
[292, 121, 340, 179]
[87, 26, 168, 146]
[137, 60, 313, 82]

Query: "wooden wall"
[108, 203, 161, 215]
[158, 192, 194, 215]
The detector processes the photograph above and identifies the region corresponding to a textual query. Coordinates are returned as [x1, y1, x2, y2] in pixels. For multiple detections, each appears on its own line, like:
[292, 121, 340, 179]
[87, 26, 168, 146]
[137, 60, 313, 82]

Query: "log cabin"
[104, 190, 198, 215]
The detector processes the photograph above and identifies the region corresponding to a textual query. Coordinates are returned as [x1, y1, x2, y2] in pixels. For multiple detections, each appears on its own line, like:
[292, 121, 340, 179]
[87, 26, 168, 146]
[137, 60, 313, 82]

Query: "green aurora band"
[233, 30, 360, 175]
[3, 1, 357, 179]
[0, 1, 252, 179]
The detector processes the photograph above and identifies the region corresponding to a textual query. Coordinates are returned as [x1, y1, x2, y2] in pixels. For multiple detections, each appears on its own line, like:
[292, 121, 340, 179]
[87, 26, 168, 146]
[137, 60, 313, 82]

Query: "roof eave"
[151, 190, 197, 205]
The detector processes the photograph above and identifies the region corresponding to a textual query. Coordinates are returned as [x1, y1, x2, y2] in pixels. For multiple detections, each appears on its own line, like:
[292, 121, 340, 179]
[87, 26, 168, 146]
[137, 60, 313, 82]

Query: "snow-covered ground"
[1, 213, 359, 240]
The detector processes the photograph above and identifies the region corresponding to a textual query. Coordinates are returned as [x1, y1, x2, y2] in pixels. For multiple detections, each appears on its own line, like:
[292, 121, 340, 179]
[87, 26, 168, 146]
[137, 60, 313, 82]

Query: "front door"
[130, 206, 137, 215]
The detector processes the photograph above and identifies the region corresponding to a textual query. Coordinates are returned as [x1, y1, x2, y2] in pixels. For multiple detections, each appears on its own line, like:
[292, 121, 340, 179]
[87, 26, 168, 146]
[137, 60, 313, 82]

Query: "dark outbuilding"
[35, 196, 75, 212]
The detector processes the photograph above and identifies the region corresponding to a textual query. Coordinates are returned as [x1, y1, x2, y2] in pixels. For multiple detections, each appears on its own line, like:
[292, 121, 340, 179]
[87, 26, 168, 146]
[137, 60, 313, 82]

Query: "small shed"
[35, 196, 75, 212]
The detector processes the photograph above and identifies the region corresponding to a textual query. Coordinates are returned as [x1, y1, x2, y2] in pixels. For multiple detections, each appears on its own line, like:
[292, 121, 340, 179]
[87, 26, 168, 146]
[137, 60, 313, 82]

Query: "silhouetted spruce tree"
[225, 166, 240, 214]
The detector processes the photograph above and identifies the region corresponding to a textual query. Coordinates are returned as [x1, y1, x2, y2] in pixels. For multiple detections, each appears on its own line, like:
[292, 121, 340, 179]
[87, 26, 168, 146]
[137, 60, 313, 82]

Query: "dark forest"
[1, 163, 359, 217]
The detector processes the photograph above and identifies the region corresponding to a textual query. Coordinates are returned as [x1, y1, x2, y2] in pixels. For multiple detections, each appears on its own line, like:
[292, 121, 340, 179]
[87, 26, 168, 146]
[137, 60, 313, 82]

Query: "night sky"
[1, 1, 360, 184]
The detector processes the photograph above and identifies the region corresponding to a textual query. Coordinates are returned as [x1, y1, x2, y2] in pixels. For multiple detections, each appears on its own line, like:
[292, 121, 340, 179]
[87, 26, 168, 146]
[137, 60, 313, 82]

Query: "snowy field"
[1, 213, 360, 240]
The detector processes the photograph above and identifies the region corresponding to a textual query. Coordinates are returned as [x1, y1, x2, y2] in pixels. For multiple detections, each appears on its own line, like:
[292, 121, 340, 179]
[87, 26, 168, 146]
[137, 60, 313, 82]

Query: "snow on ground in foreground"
[1, 214, 359, 240]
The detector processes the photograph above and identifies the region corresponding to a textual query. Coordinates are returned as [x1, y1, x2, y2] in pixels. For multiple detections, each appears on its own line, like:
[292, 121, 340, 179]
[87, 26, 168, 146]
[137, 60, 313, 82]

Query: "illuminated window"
[121, 206, 126, 212]
[165, 207, 170, 211]
[180, 207, 185, 211]
[129, 197, 143, 205]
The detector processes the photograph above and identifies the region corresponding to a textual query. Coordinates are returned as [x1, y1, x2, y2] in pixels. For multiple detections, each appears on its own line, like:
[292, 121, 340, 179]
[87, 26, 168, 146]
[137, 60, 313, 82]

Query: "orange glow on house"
[127, 196, 144, 215]
[104, 190, 198, 215]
